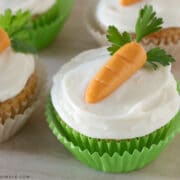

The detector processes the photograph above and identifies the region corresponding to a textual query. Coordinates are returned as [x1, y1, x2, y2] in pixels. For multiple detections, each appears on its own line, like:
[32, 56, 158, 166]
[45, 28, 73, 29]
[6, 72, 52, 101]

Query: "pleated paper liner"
[0, 72, 37, 123]
[141, 28, 180, 60]
[46, 82, 180, 172]
[30, 0, 73, 50]
[0, 59, 46, 143]
[178, 81, 180, 92]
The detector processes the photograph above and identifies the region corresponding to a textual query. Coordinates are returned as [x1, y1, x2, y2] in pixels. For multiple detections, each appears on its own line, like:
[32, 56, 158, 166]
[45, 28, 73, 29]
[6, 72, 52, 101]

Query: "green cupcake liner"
[30, 0, 73, 50]
[46, 82, 180, 172]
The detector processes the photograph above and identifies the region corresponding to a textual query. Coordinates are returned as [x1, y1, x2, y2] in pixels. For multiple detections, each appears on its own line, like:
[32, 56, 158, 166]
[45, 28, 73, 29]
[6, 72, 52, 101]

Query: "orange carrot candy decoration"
[0, 28, 10, 53]
[120, 0, 142, 6]
[86, 42, 146, 103]
[85, 5, 175, 104]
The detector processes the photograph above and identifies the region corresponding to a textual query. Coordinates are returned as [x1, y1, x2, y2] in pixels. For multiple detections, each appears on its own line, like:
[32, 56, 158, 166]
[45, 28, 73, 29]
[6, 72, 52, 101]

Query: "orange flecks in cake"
[0, 28, 10, 53]
[120, 0, 142, 6]
[85, 42, 147, 103]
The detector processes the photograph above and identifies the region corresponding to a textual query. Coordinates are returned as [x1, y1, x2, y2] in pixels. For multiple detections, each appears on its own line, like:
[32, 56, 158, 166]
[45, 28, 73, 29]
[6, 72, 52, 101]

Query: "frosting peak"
[0, 48, 35, 102]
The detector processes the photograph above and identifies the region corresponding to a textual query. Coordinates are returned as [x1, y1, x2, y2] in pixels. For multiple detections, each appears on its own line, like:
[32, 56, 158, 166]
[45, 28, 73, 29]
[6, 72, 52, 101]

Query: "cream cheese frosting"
[51, 47, 180, 140]
[0, 48, 35, 102]
[0, 0, 56, 15]
[96, 0, 180, 32]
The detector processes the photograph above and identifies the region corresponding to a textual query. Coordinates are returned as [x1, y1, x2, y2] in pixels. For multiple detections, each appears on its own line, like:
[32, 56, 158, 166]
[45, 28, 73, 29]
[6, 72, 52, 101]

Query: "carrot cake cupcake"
[0, 11, 45, 142]
[87, 0, 180, 59]
[0, 0, 73, 50]
[47, 6, 180, 172]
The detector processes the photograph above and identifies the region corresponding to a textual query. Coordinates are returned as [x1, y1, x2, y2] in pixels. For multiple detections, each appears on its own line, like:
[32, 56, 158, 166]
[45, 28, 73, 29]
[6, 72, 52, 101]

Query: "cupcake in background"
[0, 0, 56, 16]
[0, 10, 46, 142]
[0, 0, 73, 50]
[47, 6, 180, 172]
[96, 0, 149, 33]
[86, 0, 180, 59]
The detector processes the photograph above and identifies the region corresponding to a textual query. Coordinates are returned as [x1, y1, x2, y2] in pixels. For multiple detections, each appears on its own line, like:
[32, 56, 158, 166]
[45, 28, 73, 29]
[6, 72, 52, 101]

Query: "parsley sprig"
[107, 26, 131, 55]
[136, 5, 163, 42]
[147, 47, 175, 70]
[0, 9, 36, 53]
[107, 5, 175, 69]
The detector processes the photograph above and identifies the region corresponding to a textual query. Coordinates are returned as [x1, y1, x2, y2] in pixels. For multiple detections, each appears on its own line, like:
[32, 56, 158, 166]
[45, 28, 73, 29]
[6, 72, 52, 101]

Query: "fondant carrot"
[85, 42, 147, 103]
[85, 6, 173, 104]
[0, 28, 10, 53]
[120, 0, 142, 6]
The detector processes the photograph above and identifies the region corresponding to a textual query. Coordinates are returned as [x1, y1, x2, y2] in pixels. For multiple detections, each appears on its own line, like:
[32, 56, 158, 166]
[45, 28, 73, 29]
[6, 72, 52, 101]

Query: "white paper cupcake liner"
[0, 58, 46, 143]
[142, 38, 180, 62]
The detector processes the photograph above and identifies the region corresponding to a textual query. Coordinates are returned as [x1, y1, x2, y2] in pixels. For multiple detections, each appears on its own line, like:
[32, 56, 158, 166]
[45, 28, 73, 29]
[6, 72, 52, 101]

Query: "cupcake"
[0, 11, 45, 142]
[0, 0, 73, 50]
[87, 0, 180, 58]
[47, 6, 180, 172]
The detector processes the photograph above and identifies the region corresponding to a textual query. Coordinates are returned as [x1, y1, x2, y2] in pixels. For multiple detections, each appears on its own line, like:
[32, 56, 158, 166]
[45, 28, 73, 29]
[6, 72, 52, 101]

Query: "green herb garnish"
[135, 5, 163, 42]
[107, 5, 175, 69]
[0, 9, 36, 53]
[147, 47, 175, 70]
[107, 26, 132, 55]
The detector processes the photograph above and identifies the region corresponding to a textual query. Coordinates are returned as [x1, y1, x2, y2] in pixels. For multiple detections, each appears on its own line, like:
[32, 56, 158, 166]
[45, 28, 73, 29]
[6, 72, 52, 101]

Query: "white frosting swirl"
[0, 0, 56, 15]
[51, 47, 180, 140]
[0, 48, 35, 102]
[96, 0, 180, 32]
